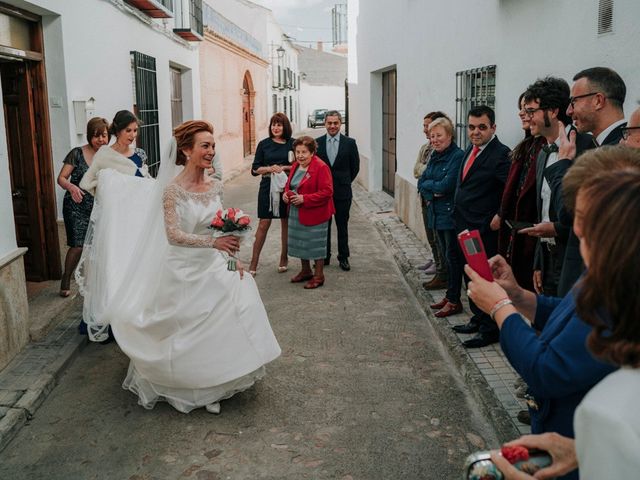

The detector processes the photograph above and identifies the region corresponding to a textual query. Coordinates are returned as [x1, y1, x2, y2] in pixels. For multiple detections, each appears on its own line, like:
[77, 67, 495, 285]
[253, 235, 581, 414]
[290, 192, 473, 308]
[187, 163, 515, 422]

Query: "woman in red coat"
[283, 136, 335, 289]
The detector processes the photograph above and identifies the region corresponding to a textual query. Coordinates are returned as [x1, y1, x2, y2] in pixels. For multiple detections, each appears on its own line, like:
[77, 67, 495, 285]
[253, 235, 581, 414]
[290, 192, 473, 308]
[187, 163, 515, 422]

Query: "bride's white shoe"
[205, 402, 221, 414]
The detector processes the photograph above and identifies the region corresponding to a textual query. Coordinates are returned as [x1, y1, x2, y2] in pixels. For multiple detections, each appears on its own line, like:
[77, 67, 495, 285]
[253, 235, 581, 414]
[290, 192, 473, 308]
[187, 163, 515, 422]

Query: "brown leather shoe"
[304, 275, 325, 289]
[291, 271, 314, 283]
[434, 302, 462, 318]
[429, 297, 449, 310]
[422, 276, 448, 290]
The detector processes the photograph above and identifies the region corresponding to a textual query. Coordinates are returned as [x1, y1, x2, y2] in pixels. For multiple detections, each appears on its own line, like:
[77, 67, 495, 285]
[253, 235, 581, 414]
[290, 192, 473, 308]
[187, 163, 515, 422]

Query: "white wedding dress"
[79, 165, 280, 413]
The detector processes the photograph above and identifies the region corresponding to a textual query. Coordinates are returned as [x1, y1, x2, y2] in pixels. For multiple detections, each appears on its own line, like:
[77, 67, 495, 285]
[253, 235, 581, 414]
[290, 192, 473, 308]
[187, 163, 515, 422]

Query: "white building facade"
[297, 45, 346, 128]
[209, 0, 301, 130]
[0, 0, 202, 369]
[348, 0, 640, 242]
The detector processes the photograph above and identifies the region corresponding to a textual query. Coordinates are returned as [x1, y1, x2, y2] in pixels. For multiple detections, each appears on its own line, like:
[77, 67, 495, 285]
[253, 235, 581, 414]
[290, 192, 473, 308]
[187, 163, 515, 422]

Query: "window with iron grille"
[131, 51, 161, 177]
[170, 67, 183, 128]
[272, 94, 277, 115]
[455, 65, 496, 149]
[289, 96, 293, 122]
[598, 0, 613, 34]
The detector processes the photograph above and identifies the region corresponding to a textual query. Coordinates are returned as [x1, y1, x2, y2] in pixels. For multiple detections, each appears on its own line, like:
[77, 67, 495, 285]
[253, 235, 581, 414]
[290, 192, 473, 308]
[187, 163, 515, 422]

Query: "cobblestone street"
[0, 169, 500, 480]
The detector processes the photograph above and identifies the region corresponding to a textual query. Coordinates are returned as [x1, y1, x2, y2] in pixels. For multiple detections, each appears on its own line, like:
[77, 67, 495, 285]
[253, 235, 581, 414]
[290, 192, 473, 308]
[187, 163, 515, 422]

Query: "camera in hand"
[464, 447, 552, 479]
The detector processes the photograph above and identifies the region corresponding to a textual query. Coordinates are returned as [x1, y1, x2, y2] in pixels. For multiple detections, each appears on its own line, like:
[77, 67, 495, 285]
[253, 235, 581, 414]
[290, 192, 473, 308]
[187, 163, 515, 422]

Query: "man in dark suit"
[518, 77, 595, 297]
[550, 67, 627, 296]
[449, 106, 511, 348]
[316, 110, 360, 271]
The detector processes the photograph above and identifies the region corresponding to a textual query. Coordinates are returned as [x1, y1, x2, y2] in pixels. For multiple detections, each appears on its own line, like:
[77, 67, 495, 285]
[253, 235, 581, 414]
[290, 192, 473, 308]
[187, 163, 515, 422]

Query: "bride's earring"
[186, 154, 191, 161]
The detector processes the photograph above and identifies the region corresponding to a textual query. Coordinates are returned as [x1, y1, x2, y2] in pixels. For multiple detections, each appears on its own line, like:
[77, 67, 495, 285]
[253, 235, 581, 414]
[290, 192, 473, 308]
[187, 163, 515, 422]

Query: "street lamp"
[276, 45, 285, 58]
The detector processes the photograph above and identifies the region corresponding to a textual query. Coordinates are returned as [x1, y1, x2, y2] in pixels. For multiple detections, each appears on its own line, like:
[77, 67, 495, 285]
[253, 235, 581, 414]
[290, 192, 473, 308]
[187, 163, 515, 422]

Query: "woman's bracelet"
[490, 298, 514, 321]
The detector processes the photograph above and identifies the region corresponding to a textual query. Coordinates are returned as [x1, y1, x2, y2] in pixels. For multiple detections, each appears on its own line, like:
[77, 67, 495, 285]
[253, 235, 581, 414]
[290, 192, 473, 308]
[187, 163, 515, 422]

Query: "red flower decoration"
[501, 445, 530, 464]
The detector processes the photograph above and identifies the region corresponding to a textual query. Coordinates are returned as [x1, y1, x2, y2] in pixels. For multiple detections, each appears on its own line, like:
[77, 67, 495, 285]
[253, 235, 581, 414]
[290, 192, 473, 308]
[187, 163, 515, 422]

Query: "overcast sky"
[252, 0, 340, 47]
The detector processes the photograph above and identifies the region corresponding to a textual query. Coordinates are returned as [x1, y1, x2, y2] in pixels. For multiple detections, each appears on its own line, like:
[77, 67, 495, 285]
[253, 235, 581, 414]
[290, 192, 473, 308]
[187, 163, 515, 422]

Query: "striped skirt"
[287, 206, 328, 260]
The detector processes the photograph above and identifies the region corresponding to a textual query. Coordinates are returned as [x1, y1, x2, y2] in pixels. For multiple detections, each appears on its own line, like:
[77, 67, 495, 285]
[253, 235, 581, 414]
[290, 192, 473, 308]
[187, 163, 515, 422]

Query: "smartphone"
[505, 219, 534, 230]
[464, 450, 552, 479]
[458, 229, 493, 281]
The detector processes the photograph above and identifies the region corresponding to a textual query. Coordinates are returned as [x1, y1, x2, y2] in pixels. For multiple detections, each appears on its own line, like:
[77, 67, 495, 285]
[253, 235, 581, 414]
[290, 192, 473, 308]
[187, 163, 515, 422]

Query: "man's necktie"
[328, 137, 338, 165]
[462, 145, 480, 180]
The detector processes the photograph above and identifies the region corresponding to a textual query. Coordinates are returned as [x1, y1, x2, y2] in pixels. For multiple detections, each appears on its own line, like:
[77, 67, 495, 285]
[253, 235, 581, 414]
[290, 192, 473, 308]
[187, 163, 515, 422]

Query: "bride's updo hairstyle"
[109, 110, 140, 137]
[174, 120, 214, 165]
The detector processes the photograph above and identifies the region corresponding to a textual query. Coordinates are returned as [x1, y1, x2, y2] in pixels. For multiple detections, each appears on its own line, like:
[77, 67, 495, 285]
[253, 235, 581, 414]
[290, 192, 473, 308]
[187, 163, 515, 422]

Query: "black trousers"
[327, 197, 352, 260]
[450, 228, 499, 335]
[540, 242, 563, 297]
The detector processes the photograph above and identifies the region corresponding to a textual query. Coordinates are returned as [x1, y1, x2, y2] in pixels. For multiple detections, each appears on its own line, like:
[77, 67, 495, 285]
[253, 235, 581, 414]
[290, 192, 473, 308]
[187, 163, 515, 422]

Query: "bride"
[79, 120, 281, 413]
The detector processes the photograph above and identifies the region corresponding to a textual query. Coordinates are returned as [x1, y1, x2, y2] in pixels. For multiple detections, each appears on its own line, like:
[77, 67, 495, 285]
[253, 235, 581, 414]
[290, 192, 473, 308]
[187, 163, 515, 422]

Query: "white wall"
[6, 0, 201, 223]
[0, 81, 17, 256]
[349, 0, 640, 193]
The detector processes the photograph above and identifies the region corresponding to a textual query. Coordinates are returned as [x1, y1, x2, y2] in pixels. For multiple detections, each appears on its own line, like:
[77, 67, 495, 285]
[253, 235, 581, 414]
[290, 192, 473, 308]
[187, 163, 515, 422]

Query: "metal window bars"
[455, 65, 496, 150]
[131, 51, 161, 177]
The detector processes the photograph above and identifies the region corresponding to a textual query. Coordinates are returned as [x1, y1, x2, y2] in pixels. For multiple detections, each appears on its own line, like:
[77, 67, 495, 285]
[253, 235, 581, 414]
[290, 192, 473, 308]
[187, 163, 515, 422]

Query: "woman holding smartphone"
[466, 147, 640, 480]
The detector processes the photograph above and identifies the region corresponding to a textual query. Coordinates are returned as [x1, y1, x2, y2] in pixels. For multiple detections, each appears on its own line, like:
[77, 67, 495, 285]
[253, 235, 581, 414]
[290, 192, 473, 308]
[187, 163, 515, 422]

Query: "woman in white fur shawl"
[76, 110, 152, 341]
[80, 110, 150, 194]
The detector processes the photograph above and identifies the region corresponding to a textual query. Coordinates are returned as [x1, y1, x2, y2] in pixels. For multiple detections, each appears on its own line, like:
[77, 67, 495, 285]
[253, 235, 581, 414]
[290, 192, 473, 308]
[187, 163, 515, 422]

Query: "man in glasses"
[546, 67, 628, 296]
[620, 106, 640, 149]
[567, 67, 627, 146]
[448, 106, 510, 348]
[519, 78, 594, 298]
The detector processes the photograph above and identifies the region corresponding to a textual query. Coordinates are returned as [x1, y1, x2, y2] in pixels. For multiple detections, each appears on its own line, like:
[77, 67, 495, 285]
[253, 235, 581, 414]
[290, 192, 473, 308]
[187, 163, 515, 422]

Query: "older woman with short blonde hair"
[418, 116, 465, 317]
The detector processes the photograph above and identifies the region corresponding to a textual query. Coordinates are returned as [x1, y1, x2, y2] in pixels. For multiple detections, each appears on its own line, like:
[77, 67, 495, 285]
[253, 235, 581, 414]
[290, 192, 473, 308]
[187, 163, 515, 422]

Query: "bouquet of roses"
[208, 208, 252, 271]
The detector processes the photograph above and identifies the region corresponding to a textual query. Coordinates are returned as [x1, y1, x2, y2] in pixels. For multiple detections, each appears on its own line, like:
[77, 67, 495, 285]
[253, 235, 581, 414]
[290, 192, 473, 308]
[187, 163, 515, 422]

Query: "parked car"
[307, 109, 327, 128]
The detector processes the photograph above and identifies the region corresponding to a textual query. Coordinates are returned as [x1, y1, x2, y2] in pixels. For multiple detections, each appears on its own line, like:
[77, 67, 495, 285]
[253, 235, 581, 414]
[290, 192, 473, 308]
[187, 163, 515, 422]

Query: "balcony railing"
[174, 0, 203, 41]
[125, 0, 173, 18]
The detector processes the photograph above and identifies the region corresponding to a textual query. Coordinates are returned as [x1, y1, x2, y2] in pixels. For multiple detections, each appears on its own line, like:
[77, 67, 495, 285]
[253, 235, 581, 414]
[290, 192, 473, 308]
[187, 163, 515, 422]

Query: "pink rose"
[211, 217, 224, 228]
[237, 216, 250, 227]
[226, 208, 236, 222]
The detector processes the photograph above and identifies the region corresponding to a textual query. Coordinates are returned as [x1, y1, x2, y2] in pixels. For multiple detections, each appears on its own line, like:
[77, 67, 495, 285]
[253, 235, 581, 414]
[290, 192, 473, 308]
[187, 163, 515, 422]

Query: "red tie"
[462, 146, 480, 180]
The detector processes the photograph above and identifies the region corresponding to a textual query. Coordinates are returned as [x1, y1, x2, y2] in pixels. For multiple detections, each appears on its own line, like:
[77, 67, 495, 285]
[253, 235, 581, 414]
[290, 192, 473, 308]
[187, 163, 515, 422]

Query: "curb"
[0, 297, 87, 453]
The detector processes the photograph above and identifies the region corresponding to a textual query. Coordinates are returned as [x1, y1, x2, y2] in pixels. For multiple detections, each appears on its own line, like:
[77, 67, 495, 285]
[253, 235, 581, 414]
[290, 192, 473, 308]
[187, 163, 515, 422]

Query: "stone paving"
[353, 186, 530, 437]
[0, 170, 527, 463]
[0, 170, 501, 480]
[0, 295, 86, 451]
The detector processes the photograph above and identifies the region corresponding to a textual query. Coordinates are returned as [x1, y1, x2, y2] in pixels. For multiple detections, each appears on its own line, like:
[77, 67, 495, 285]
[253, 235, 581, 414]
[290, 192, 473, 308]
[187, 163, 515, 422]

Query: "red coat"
[284, 155, 335, 226]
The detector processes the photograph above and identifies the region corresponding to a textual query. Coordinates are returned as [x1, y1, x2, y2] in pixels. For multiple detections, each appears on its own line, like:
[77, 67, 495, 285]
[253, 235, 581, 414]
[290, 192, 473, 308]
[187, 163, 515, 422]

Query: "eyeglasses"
[522, 107, 543, 118]
[621, 126, 640, 140]
[568, 92, 599, 108]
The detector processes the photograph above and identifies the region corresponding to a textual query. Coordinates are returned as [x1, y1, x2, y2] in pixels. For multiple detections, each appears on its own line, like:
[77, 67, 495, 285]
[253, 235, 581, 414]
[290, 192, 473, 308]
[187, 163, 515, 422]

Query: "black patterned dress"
[62, 147, 94, 247]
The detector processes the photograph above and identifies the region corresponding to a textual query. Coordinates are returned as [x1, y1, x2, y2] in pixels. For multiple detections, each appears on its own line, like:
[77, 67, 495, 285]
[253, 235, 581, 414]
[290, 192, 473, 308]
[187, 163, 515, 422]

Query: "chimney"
[317, 41, 323, 52]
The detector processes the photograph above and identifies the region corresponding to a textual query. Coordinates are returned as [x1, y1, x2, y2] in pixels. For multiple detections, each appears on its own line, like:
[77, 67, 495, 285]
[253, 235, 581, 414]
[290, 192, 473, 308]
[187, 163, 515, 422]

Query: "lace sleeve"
[163, 184, 216, 248]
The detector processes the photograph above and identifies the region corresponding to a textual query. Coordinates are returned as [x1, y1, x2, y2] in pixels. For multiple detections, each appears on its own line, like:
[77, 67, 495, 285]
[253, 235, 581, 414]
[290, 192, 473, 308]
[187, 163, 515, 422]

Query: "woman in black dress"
[57, 117, 110, 297]
[249, 113, 294, 275]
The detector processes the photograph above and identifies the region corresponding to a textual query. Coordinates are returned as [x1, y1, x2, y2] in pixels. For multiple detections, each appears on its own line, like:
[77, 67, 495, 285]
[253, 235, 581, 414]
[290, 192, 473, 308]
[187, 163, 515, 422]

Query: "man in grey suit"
[316, 111, 360, 271]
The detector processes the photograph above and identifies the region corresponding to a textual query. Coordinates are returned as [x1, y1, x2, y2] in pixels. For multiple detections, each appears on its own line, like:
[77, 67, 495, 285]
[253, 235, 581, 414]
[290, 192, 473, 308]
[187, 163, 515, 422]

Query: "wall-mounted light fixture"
[276, 45, 285, 59]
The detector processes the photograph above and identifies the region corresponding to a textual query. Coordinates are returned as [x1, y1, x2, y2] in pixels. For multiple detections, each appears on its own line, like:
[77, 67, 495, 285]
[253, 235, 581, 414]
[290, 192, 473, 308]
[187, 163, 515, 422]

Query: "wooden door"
[1, 61, 48, 280]
[382, 69, 397, 195]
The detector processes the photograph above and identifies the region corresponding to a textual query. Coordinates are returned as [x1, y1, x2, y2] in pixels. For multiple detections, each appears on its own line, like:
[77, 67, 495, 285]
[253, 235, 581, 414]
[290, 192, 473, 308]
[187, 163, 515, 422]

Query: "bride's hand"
[213, 236, 240, 255]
